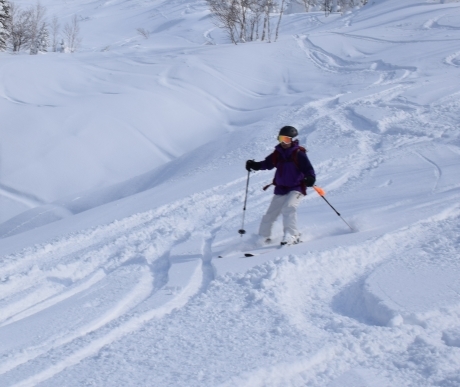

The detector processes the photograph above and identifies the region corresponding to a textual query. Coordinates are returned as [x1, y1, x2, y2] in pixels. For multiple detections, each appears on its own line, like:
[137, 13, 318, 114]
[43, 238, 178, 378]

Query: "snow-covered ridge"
[1, 0, 460, 385]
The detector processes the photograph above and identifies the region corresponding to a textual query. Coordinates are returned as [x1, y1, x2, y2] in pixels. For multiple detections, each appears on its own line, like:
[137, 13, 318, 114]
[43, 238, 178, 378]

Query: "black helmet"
[279, 125, 298, 138]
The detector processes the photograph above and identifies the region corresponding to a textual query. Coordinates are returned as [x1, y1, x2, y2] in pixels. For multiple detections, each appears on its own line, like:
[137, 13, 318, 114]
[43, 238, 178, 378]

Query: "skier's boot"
[280, 234, 301, 246]
[256, 236, 272, 247]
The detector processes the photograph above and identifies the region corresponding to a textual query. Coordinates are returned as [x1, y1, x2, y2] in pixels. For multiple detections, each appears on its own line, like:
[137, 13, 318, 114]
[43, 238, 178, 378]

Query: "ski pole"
[313, 186, 354, 232]
[238, 170, 251, 236]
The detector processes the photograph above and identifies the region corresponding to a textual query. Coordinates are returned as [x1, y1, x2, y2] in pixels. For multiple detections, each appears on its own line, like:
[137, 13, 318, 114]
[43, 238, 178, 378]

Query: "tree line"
[0, 0, 81, 54]
[206, 0, 283, 44]
[303, 0, 368, 14]
[1, 0, 370, 51]
[205, 0, 368, 44]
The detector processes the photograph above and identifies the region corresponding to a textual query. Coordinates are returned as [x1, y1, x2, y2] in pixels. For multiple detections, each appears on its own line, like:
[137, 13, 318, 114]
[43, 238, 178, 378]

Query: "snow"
[1, 0, 460, 385]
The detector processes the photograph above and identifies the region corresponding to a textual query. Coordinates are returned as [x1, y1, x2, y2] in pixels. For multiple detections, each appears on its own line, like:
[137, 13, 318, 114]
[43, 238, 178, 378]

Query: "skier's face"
[280, 142, 292, 149]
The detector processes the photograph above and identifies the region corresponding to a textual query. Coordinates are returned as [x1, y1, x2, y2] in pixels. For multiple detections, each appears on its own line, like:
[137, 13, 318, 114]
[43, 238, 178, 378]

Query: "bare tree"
[206, 0, 282, 44]
[28, 2, 46, 54]
[323, 0, 332, 16]
[51, 15, 59, 52]
[206, 0, 239, 44]
[296, 0, 367, 14]
[0, 0, 11, 51]
[261, 0, 276, 42]
[9, 2, 32, 52]
[248, 0, 264, 41]
[337, 0, 366, 12]
[301, 0, 315, 12]
[63, 14, 81, 53]
[37, 20, 48, 52]
[275, 0, 286, 42]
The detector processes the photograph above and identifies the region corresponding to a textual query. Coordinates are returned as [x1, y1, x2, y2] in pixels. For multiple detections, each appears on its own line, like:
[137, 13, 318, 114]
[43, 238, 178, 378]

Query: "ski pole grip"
[314, 186, 325, 197]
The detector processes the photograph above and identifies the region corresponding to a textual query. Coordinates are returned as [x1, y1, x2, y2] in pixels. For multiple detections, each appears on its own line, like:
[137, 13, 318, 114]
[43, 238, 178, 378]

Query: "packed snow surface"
[1, 0, 460, 386]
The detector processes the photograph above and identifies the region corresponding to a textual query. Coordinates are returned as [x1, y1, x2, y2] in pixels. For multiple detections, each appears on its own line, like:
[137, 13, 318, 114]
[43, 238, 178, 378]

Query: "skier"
[245, 126, 316, 245]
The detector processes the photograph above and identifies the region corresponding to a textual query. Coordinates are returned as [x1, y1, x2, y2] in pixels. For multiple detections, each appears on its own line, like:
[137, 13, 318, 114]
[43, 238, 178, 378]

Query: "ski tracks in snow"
[289, 33, 455, 199]
[1, 8, 460, 386]
[295, 34, 416, 85]
[214, 205, 460, 387]
[0, 180, 247, 386]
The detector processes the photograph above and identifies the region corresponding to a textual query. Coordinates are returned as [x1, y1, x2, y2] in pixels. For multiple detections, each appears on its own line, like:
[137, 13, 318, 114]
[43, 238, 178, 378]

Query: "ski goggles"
[278, 135, 292, 144]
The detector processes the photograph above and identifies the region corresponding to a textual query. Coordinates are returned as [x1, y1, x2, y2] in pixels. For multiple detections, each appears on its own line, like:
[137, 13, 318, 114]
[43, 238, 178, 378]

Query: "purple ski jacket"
[259, 140, 316, 195]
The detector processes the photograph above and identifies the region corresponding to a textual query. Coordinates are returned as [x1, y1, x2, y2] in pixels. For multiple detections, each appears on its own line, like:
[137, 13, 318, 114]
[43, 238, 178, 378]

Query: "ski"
[242, 240, 303, 257]
[217, 245, 280, 259]
[216, 238, 303, 259]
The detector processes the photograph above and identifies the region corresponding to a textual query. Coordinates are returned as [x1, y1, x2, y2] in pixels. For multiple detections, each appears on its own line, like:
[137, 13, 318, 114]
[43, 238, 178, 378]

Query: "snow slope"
[1, 0, 460, 386]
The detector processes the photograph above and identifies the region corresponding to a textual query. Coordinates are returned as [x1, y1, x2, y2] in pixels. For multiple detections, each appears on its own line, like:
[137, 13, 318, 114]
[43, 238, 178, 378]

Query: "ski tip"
[244, 253, 255, 257]
[218, 255, 223, 258]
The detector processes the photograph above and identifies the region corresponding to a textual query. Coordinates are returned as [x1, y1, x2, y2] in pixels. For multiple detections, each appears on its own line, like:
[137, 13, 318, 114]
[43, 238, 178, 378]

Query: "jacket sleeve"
[258, 152, 276, 171]
[297, 151, 316, 177]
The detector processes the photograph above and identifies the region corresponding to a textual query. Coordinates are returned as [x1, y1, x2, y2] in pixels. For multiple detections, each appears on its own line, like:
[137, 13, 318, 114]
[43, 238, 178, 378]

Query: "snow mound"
[362, 213, 460, 328]
[363, 259, 460, 327]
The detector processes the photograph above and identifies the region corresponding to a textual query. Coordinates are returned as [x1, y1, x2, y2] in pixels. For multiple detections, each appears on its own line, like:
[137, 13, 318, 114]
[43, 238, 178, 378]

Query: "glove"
[303, 175, 316, 187]
[246, 160, 260, 171]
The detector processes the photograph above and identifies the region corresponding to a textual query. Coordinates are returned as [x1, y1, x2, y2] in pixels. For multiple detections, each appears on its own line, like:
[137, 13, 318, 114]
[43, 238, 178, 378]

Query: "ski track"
[414, 151, 442, 192]
[275, 46, 415, 198]
[8, 267, 202, 387]
[295, 34, 417, 86]
[0, 267, 152, 375]
[329, 30, 460, 44]
[215, 207, 460, 387]
[0, 185, 45, 209]
[0, 179, 248, 385]
[295, 35, 369, 74]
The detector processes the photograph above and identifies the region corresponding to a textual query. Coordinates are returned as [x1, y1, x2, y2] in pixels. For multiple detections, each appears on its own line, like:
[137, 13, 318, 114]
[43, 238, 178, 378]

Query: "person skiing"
[245, 126, 316, 245]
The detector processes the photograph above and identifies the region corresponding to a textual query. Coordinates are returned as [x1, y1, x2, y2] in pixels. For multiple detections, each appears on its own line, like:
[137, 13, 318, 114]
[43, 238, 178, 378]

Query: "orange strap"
[313, 186, 325, 196]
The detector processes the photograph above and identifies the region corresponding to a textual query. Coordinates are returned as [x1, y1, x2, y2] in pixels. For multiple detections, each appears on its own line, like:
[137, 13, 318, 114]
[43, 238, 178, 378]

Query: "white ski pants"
[258, 191, 304, 238]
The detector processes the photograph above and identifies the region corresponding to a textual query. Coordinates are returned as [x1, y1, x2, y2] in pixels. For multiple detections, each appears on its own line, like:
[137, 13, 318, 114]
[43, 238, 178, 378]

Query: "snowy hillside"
[1, 0, 460, 386]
